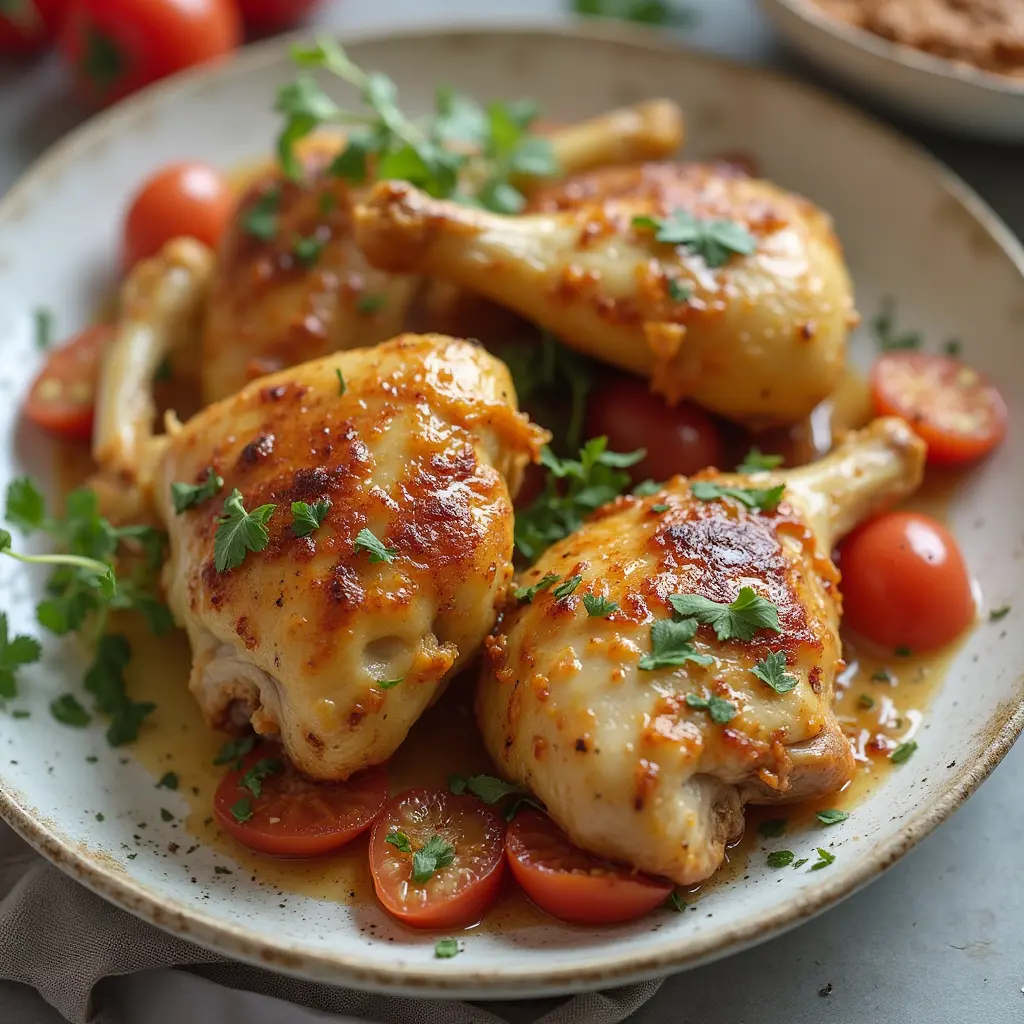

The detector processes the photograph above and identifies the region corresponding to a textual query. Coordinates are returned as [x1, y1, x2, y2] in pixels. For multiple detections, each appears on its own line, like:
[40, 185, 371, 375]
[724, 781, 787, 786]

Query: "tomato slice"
[871, 352, 1007, 465]
[213, 745, 387, 857]
[369, 788, 506, 930]
[506, 811, 673, 925]
[24, 324, 112, 441]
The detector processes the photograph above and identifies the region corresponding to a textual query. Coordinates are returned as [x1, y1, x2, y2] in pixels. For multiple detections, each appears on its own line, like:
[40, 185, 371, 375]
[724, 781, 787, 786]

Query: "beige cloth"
[0, 824, 661, 1024]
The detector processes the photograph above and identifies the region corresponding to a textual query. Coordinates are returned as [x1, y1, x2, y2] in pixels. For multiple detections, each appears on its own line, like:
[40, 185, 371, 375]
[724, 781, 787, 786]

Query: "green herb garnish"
[582, 593, 618, 618]
[766, 850, 794, 868]
[552, 575, 582, 599]
[412, 835, 456, 883]
[514, 574, 560, 604]
[889, 741, 918, 764]
[353, 528, 397, 564]
[736, 447, 784, 474]
[758, 818, 787, 838]
[214, 736, 256, 768]
[230, 798, 253, 824]
[751, 651, 798, 694]
[357, 294, 386, 315]
[242, 186, 281, 241]
[335, 368, 346, 396]
[685, 692, 737, 724]
[214, 490, 276, 572]
[239, 757, 284, 799]
[691, 480, 785, 513]
[639, 617, 714, 672]
[376, 677, 403, 689]
[0, 612, 41, 700]
[291, 499, 331, 538]
[33, 308, 53, 350]
[50, 693, 91, 726]
[816, 809, 849, 826]
[171, 468, 224, 514]
[157, 772, 178, 791]
[632, 209, 756, 268]
[989, 606, 1010, 622]
[669, 587, 780, 643]
[810, 847, 836, 870]
[386, 830, 413, 854]
[435, 937, 460, 958]
[663, 890, 688, 912]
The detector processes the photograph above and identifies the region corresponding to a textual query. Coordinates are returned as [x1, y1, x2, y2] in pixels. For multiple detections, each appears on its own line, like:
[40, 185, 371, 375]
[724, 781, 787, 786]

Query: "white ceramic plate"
[759, 0, 1024, 140]
[0, 22, 1022, 1000]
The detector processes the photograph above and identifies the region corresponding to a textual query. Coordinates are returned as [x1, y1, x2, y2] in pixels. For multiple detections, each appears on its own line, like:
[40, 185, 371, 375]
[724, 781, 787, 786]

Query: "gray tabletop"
[1, 1, 1022, 1022]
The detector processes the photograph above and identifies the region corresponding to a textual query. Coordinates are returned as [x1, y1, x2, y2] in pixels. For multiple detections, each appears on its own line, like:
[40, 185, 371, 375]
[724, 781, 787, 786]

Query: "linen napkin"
[0, 823, 661, 1024]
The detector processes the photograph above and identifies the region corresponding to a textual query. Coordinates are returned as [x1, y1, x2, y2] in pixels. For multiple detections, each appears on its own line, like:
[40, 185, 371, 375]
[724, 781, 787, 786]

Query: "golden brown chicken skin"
[477, 418, 925, 885]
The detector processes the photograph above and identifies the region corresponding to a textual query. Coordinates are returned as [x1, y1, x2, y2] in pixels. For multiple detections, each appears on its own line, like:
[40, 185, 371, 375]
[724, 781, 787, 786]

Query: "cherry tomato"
[0, 0, 65, 53]
[871, 352, 1007, 465]
[506, 811, 674, 925]
[213, 745, 388, 857]
[369, 788, 506, 930]
[585, 375, 724, 483]
[24, 324, 111, 441]
[839, 511, 975, 653]
[237, 0, 322, 31]
[59, 0, 240, 107]
[123, 162, 233, 270]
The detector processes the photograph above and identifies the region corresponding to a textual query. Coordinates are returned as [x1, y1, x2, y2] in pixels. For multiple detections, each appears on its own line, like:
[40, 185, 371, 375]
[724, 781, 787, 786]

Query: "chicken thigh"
[354, 164, 856, 427]
[95, 241, 546, 779]
[476, 418, 926, 885]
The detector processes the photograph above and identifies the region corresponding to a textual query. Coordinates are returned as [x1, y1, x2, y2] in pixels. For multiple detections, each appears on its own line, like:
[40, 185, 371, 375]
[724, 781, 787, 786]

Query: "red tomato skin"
[123, 162, 233, 269]
[369, 789, 506, 930]
[505, 811, 673, 926]
[238, 0, 322, 31]
[213, 748, 388, 857]
[0, 0, 66, 52]
[839, 512, 975, 653]
[585, 375, 724, 483]
[59, 0, 240, 107]
[23, 324, 111, 441]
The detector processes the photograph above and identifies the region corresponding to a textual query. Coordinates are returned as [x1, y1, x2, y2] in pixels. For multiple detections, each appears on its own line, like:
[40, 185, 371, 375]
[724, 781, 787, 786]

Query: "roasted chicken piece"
[354, 164, 856, 427]
[202, 101, 685, 403]
[95, 240, 546, 779]
[477, 418, 926, 885]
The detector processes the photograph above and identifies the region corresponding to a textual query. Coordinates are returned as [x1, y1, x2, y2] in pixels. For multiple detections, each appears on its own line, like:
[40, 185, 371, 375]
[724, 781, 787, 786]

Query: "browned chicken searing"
[94, 241, 547, 780]
[201, 100, 686, 403]
[477, 418, 926, 885]
[355, 163, 856, 427]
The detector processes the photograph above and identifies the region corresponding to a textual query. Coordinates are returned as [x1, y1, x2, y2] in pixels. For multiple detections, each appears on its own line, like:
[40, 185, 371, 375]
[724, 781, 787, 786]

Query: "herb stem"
[1, 549, 110, 576]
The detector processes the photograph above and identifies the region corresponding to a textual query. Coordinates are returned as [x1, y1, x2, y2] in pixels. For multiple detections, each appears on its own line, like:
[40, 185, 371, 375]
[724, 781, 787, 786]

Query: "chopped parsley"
[736, 447, 784, 474]
[894, 646, 913, 658]
[816, 809, 849, 826]
[214, 490, 276, 572]
[663, 890, 688, 912]
[552, 575, 583, 599]
[514, 574, 560, 604]
[85, 635, 155, 746]
[411, 834, 456, 883]
[632, 209, 756, 268]
[871, 669, 892, 683]
[33, 307, 53, 350]
[889, 740, 918, 764]
[171, 468, 224, 514]
[989, 606, 1010, 622]
[386, 830, 413, 854]
[582, 593, 618, 618]
[691, 480, 785, 513]
[357, 294, 386, 315]
[214, 865, 233, 875]
[685, 692, 737, 724]
[160, 808, 174, 823]
[571, 0, 696, 26]
[766, 850, 794, 868]
[944, 337, 962, 357]
[50, 693, 91, 727]
[810, 847, 836, 870]
[292, 233, 326, 267]
[239, 757, 283, 799]
[335, 368, 346, 396]
[435, 937, 460, 959]
[291, 499, 331, 538]
[857, 693, 875, 709]
[354, 528, 397, 564]
[871, 297, 921, 351]
[376, 677, 403, 690]
[751, 651, 798, 694]
[230, 798, 253, 824]
[758, 818, 787, 838]
[156, 772, 179, 791]
[651, 503, 670, 513]
[669, 587, 780, 643]
[0, 612, 41, 699]
[242, 186, 281, 241]
[448, 773, 523, 804]
[666, 279, 692, 303]
[213, 735, 256, 768]
[638, 617, 714, 671]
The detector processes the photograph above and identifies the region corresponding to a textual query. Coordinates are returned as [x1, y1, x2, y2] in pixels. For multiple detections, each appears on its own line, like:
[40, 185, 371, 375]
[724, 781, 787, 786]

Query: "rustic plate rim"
[0, 18, 1023, 998]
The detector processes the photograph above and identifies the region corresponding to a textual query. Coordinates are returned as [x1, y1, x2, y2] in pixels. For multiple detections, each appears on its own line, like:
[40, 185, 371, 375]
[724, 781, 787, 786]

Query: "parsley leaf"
[448, 773, 524, 804]
[663, 890, 687, 912]
[293, 233, 326, 267]
[751, 651, 798, 694]
[758, 818, 787, 838]
[353, 528, 397, 564]
[632, 479, 662, 497]
[50, 693, 91, 727]
[157, 772, 178, 791]
[335, 368, 346, 396]
[376, 677, 403, 690]
[736, 447, 784, 474]
[84, 634, 155, 746]
[633, 209, 756, 268]
[669, 587, 780, 642]
[239, 757, 283, 799]
[871, 297, 921, 351]
[639, 618, 714, 671]
[810, 847, 836, 870]
[214, 735, 256, 768]
[552, 575, 582, 599]
[0, 613, 42, 700]
[6, 477, 46, 533]
[857, 693, 875, 709]
[666, 278, 692, 303]
[34, 307, 53, 351]
[386, 830, 413, 854]
[231, 798, 253, 823]
[291, 499, 331, 538]
[171, 468, 224, 514]
[435, 937, 460, 959]
[411, 834, 456, 883]
[583, 593, 618, 618]
[685, 692, 737, 724]
[691, 480, 785, 513]
[889, 740, 918, 764]
[816, 809, 849, 826]
[515, 437, 643, 562]
[514, 574, 560, 604]
[766, 850, 794, 868]
[989, 605, 1010, 622]
[242, 186, 281, 241]
[213, 490, 276, 572]
[357, 294, 386, 315]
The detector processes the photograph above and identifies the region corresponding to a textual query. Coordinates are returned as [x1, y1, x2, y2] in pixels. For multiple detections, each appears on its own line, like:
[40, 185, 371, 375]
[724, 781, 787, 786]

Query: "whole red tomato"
[0, 0, 66, 53]
[58, 0, 241, 107]
[237, 0, 323, 31]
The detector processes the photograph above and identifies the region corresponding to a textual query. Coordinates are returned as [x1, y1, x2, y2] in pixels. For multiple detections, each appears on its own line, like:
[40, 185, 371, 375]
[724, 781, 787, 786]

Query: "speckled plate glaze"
[0, 21, 1022, 1000]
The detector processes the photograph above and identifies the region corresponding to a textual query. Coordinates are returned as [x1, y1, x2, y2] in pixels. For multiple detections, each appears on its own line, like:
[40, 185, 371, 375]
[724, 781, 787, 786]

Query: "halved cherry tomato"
[59, 0, 240, 108]
[839, 511, 975, 653]
[369, 788, 505, 930]
[0, 0, 66, 53]
[124, 162, 233, 270]
[213, 745, 388, 857]
[24, 324, 111, 441]
[585, 375, 724, 484]
[237, 0, 323, 31]
[506, 811, 673, 925]
[871, 352, 1007, 465]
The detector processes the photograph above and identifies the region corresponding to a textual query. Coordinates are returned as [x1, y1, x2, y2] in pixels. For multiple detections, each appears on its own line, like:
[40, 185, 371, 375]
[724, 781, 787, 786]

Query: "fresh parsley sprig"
[571, 0, 697, 27]
[448, 772, 545, 821]
[632, 209, 756, 269]
[213, 490, 276, 572]
[291, 499, 331, 538]
[668, 587, 780, 643]
[384, 832, 456, 884]
[0, 612, 41, 700]
[691, 480, 785, 513]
